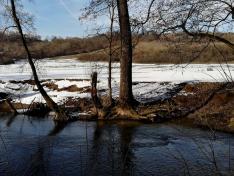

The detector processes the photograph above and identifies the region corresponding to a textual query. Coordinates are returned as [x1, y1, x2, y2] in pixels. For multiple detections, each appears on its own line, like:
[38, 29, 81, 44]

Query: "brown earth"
[0, 81, 234, 133]
[187, 84, 234, 133]
[136, 82, 234, 133]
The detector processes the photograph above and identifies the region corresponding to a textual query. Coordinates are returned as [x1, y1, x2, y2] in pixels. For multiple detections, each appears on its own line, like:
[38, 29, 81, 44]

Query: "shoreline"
[0, 58, 233, 133]
[1, 81, 233, 133]
[2, 56, 234, 65]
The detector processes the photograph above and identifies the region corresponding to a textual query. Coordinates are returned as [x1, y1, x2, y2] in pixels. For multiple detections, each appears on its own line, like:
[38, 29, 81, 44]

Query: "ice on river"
[0, 58, 233, 104]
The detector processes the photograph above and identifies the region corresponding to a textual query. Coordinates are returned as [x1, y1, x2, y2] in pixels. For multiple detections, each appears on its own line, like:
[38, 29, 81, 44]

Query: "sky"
[21, 0, 96, 38]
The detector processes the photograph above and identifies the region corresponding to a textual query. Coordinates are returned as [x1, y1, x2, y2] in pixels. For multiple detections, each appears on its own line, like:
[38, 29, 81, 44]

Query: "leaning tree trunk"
[117, 0, 134, 105]
[10, 0, 67, 120]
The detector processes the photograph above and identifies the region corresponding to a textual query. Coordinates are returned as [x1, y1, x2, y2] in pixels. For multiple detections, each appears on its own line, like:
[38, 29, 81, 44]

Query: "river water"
[0, 114, 234, 176]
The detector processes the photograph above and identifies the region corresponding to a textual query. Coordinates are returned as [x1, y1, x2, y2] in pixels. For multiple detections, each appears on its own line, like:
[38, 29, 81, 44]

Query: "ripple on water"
[0, 115, 234, 176]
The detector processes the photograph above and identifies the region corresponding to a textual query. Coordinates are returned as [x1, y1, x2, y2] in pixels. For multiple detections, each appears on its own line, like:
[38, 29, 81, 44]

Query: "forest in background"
[1, 31, 234, 64]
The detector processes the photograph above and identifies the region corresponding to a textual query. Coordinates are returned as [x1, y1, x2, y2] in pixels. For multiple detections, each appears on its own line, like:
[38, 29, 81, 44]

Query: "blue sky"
[21, 0, 94, 38]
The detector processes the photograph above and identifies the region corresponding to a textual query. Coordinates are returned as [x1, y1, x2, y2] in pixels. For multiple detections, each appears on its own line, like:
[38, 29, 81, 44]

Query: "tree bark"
[91, 72, 102, 109]
[117, 0, 134, 105]
[10, 0, 67, 120]
[91, 72, 107, 119]
[108, 1, 115, 104]
[108, 43, 113, 104]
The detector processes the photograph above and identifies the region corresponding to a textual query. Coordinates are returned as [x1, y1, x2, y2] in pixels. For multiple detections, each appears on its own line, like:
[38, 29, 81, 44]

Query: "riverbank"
[2, 37, 234, 64]
[0, 59, 234, 133]
[0, 80, 234, 133]
[58, 40, 234, 64]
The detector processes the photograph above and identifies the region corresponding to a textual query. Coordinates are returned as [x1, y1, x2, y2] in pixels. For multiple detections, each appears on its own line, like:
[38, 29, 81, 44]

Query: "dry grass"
[62, 40, 234, 64]
[1, 32, 234, 64]
[133, 41, 234, 64]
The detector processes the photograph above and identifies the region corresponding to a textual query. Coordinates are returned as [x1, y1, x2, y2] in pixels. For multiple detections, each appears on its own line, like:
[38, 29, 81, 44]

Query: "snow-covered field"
[0, 58, 233, 105]
[0, 58, 234, 82]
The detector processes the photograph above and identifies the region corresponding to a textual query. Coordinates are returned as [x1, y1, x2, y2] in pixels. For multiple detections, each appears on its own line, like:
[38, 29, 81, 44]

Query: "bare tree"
[82, 0, 119, 105]
[107, 0, 117, 104]
[117, 0, 134, 105]
[8, 0, 68, 120]
[83, 0, 135, 106]
[141, 0, 234, 49]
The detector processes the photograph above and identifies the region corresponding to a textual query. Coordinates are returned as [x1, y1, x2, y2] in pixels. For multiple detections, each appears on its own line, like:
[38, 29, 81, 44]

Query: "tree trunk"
[108, 3, 115, 105]
[10, 0, 67, 120]
[91, 72, 102, 109]
[108, 49, 113, 104]
[117, 0, 134, 105]
[91, 72, 106, 119]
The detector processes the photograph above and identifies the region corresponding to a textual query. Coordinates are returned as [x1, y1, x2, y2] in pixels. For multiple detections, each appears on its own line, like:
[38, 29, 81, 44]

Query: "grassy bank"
[1, 32, 234, 64]
[61, 41, 234, 64]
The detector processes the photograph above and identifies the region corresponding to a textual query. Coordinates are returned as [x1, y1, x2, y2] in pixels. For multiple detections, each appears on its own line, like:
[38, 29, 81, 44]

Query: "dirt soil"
[0, 81, 234, 133]
[169, 83, 234, 133]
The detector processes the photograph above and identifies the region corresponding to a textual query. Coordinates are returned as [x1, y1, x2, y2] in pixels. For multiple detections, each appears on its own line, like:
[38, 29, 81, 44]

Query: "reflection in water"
[23, 120, 68, 175]
[6, 114, 16, 127]
[88, 121, 105, 176]
[0, 115, 234, 176]
[25, 120, 71, 175]
[119, 125, 135, 176]
[24, 143, 47, 176]
[48, 121, 68, 136]
[88, 122, 136, 176]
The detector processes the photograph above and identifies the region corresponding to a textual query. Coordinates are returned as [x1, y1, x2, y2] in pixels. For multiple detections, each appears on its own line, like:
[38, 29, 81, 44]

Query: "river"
[0, 114, 234, 176]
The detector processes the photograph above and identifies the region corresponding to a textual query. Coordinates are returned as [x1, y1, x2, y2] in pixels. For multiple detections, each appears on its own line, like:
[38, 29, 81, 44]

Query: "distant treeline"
[0, 32, 111, 64]
[1, 31, 234, 64]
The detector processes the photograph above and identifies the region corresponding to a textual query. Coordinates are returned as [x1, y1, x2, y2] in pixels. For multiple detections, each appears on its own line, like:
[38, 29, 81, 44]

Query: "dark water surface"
[0, 114, 234, 176]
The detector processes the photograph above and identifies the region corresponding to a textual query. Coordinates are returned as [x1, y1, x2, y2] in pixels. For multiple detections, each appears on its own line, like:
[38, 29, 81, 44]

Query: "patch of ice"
[0, 58, 233, 105]
[55, 80, 90, 89]
[0, 58, 233, 82]
[133, 82, 178, 103]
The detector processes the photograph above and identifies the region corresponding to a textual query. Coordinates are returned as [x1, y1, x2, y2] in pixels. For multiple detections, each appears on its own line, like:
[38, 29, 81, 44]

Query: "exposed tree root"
[113, 105, 143, 120]
[5, 99, 18, 115]
[52, 108, 70, 121]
